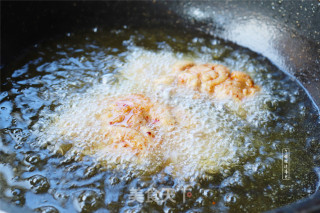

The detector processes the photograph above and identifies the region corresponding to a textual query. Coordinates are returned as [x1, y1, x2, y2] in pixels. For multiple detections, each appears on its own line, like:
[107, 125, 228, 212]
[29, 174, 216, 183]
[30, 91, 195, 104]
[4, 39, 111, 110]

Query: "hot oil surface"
[0, 27, 320, 212]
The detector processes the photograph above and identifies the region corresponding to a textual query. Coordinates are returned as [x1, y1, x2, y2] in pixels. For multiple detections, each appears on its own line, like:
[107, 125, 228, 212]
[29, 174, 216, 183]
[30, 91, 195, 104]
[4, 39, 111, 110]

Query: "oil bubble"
[28, 175, 50, 193]
[74, 190, 104, 213]
[34, 206, 59, 213]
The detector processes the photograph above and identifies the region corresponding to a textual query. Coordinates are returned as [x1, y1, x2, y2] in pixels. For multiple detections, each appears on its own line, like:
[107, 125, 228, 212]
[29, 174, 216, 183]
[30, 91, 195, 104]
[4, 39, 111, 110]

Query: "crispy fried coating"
[97, 94, 176, 154]
[158, 61, 260, 101]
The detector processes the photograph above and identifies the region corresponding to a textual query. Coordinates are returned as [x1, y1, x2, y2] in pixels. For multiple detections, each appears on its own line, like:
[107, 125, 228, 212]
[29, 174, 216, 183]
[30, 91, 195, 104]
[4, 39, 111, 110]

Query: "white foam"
[34, 48, 275, 180]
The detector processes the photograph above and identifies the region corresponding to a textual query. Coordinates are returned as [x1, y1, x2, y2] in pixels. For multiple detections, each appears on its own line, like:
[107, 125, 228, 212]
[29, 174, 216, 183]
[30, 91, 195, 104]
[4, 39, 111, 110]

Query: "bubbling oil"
[35, 49, 274, 180]
[0, 27, 319, 212]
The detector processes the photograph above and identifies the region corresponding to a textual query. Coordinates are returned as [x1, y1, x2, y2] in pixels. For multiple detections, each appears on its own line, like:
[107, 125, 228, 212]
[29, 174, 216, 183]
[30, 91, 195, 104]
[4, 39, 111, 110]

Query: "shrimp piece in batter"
[214, 71, 260, 100]
[156, 61, 260, 101]
[95, 94, 176, 155]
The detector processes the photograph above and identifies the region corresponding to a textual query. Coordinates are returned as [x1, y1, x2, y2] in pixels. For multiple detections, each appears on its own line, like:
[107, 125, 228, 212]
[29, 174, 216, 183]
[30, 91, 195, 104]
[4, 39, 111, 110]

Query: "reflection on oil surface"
[0, 27, 320, 212]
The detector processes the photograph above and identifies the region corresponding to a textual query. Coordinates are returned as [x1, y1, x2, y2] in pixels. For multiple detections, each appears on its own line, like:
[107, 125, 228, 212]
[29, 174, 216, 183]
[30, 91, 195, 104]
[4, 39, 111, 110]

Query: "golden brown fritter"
[96, 94, 176, 154]
[214, 71, 260, 100]
[157, 61, 260, 101]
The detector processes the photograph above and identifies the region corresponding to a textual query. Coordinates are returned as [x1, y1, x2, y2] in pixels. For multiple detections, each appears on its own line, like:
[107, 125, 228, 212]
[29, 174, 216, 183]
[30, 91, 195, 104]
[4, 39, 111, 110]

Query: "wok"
[1, 1, 319, 212]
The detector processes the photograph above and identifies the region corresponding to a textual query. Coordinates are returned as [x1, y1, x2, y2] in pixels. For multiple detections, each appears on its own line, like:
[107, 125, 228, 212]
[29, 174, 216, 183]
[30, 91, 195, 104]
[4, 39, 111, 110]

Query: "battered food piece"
[52, 91, 193, 167]
[214, 71, 260, 100]
[157, 61, 260, 101]
[92, 94, 176, 155]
